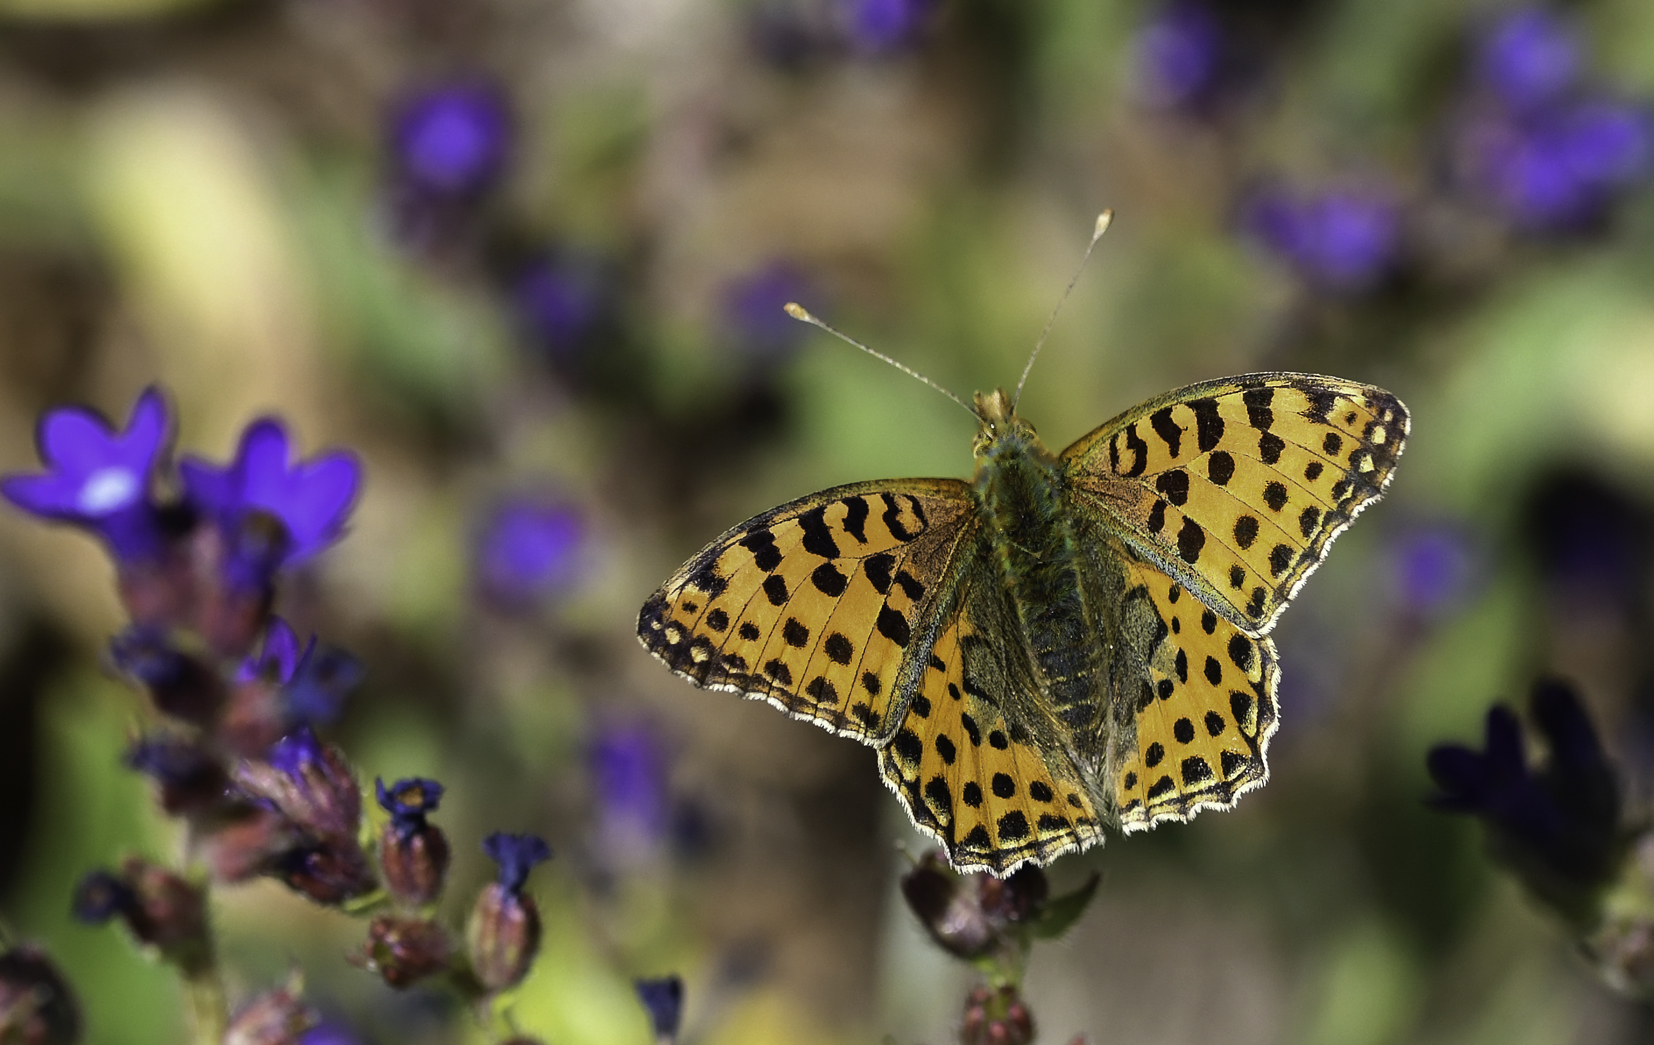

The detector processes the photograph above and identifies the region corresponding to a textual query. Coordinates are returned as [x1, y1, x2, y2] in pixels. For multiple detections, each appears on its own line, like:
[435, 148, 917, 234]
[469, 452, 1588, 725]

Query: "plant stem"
[184, 963, 229, 1044]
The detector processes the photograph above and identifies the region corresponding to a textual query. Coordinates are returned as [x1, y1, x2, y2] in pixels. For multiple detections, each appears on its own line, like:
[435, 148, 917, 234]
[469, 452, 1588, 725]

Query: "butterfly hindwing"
[1063, 374, 1408, 634]
[1095, 533, 1280, 830]
[640, 479, 978, 742]
[877, 560, 1106, 874]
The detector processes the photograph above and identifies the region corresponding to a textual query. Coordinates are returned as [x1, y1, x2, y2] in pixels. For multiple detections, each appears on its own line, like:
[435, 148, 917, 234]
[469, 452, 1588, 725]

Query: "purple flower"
[589, 723, 673, 867]
[237, 617, 303, 685]
[389, 81, 511, 199]
[300, 1022, 363, 1045]
[181, 418, 361, 571]
[1476, 8, 1581, 111]
[514, 255, 610, 359]
[722, 260, 818, 360]
[474, 498, 584, 606]
[1241, 184, 1400, 291]
[375, 777, 450, 907]
[1129, 2, 1225, 109]
[483, 832, 552, 896]
[634, 976, 684, 1041]
[376, 777, 444, 836]
[71, 871, 138, 924]
[126, 735, 232, 815]
[1428, 678, 1621, 924]
[839, 0, 931, 55]
[1, 387, 171, 562]
[1390, 523, 1477, 617]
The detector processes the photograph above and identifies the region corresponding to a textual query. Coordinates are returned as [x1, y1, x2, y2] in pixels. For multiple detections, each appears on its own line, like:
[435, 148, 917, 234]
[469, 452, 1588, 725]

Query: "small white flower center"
[78, 466, 140, 515]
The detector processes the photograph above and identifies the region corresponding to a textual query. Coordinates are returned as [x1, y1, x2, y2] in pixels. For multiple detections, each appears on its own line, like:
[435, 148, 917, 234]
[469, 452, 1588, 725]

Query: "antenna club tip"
[1093, 210, 1114, 238]
[783, 302, 811, 321]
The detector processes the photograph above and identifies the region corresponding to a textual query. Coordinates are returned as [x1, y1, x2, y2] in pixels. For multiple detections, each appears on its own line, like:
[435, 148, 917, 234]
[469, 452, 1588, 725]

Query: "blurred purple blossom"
[299, 1022, 363, 1045]
[474, 497, 585, 606]
[634, 975, 684, 1041]
[181, 419, 361, 572]
[514, 255, 610, 359]
[389, 81, 511, 200]
[1390, 523, 1478, 617]
[590, 722, 670, 863]
[482, 832, 552, 895]
[723, 260, 817, 360]
[238, 617, 303, 685]
[1427, 678, 1621, 922]
[1240, 184, 1401, 291]
[839, 0, 932, 55]
[376, 777, 445, 836]
[1475, 8, 1582, 111]
[1129, 2, 1225, 110]
[0, 387, 170, 562]
[1456, 99, 1654, 231]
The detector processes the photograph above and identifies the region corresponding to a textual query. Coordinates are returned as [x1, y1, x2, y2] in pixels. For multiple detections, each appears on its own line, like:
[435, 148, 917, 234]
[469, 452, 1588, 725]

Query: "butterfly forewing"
[640, 479, 978, 742]
[877, 564, 1106, 874]
[1063, 375, 1408, 634]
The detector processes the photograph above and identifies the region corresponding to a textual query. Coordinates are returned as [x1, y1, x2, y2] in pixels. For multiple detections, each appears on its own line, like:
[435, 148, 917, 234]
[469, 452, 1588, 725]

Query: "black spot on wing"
[1259, 431, 1285, 465]
[811, 562, 849, 596]
[1156, 469, 1190, 506]
[825, 632, 854, 664]
[876, 606, 911, 647]
[841, 497, 869, 543]
[1177, 518, 1206, 563]
[1208, 450, 1235, 486]
[763, 574, 789, 606]
[1190, 398, 1224, 453]
[1122, 423, 1148, 477]
[997, 811, 1029, 842]
[740, 529, 782, 572]
[1243, 387, 1274, 431]
[1234, 515, 1259, 549]
[799, 506, 839, 559]
[865, 553, 895, 595]
[1302, 387, 1339, 424]
[1150, 407, 1183, 457]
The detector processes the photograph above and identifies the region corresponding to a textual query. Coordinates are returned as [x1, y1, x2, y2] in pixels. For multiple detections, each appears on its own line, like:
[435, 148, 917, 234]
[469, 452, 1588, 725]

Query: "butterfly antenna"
[1012, 210, 1113, 411]
[784, 302, 978, 418]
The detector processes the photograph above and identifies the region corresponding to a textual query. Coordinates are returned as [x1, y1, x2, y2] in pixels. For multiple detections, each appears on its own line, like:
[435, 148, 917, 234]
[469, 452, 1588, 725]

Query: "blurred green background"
[3, 0, 1654, 1041]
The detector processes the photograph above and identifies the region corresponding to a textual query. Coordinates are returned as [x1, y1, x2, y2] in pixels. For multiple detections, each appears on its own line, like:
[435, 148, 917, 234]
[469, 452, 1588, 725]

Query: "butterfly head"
[971, 388, 1045, 461]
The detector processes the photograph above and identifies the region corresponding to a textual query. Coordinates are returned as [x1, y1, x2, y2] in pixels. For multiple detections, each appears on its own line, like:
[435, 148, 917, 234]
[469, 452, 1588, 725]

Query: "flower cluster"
[1450, 8, 1653, 232]
[1424, 677, 1654, 997]
[1427, 677, 1622, 927]
[0, 388, 630, 1042]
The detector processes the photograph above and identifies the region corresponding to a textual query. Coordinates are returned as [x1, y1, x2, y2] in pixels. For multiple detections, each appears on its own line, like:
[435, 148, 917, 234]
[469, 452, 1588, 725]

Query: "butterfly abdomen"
[974, 426, 1105, 736]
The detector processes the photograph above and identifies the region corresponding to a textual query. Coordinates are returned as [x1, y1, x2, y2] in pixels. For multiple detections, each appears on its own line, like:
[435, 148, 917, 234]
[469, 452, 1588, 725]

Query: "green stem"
[183, 963, 228, 1044]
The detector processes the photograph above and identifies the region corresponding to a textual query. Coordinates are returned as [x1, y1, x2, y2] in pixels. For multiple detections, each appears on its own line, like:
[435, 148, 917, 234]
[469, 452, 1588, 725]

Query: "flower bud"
[72, 859, 210, 973]
[274, 845, 378, 907]
[0, 945, 81, 1045]
[900, 853, 1000, 960]
[224, 983, 316, 1045]
[190, 511, 288, 658]
[235, 727, 361, 845]
[352, 916, 451, 989]
[960, 984, 1034, 1045]
[376, 778, 450, 907]
[634, 975, 684, 1043]
[193, 805, 296, 883]
[466, 833, 551, 993]
[125, 735, 232, 817]
[108, 627, 223, 726]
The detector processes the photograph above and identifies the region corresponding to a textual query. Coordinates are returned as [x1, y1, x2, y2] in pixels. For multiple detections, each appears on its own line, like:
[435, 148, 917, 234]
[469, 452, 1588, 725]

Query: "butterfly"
[639, 357, 1407, 875]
